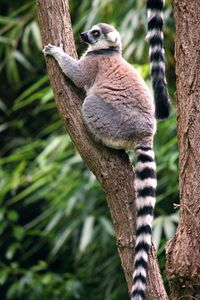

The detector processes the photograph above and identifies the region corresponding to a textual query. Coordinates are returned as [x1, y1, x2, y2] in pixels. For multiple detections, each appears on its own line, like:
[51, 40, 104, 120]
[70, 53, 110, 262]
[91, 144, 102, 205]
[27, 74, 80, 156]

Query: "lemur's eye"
[92, 30, 100, 37]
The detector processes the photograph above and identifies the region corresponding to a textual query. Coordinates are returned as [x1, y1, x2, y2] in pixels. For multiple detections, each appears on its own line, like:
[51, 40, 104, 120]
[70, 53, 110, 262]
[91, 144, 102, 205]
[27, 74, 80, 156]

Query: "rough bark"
[166, 1, 200, 299]
[36, 0, 168, 298]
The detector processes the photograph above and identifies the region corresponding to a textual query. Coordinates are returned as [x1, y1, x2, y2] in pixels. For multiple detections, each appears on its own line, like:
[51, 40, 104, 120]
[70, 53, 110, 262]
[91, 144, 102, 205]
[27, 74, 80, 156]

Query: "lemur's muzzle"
[80, 32, 90, 43]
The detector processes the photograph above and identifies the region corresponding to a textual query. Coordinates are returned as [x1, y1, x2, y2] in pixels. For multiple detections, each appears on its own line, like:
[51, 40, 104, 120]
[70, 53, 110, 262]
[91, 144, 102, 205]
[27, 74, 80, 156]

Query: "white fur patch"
[131, 280, 146, 292]
[136, 196, 156, 210]
[146, 29, 164, 42]
[147, 9, 164, 20]
[91, 25, 101, 31]
[136, 215, 153, 230]
[88, 40, 111, 51]
[133, 266, 147, 279]
[106, 31, 120, 44]
[150, 61, 165, 71]
[149, 45, 165, 55]
[134, 250, 148, 263]
[135, 233, 151, 246]
[131, 294, 143, 300]
[135, 161, 156, 172]
[136, 149, 155, 158]
[135, 178, 157, 190]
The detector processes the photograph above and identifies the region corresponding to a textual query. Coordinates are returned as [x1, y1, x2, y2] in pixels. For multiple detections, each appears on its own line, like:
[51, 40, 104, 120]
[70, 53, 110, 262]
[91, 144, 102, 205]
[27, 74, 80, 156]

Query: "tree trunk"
[166, 1, 200, 299]
[36, 0, 168, 298]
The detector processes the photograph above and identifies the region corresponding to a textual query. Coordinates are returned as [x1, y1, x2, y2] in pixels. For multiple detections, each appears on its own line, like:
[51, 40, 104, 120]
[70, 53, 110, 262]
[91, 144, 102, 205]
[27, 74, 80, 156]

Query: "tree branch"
[36, 0, 168, 298]
[166, 1, 200, 298]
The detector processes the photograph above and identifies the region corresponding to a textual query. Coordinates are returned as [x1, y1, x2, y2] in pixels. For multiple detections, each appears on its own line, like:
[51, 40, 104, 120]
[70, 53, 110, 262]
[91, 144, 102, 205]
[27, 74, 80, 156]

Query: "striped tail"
[146, 0, 170, 119]
[131, 146, 157, 300]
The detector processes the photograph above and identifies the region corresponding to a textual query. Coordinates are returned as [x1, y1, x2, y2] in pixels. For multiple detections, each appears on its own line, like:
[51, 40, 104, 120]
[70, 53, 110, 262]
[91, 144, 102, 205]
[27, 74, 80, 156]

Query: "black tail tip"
[154, 85, 171, 119]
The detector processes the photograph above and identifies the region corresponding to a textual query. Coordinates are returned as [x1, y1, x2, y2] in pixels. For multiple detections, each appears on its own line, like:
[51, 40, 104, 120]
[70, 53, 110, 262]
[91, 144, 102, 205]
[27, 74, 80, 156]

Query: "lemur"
[43, 1, 170, 299]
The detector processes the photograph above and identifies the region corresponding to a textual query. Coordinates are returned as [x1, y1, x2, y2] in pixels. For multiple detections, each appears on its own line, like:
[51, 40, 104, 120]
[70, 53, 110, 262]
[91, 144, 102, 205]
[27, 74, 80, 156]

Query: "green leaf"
[5, 243, 20, 260]
[31, 21, 42, 50]
[14, 75, 48, 104]
[79, 215, 95, 253]
[13, 50, 32, 70]
[44, 210, 64, 233]
[163, 218, 176, 240]
[152, 217, 163, 250]
[7, 210, 19, 222]
[99, 216, 115, 236]
[52, 221, 79, 255]
[13, 226, 25, 240]
[0, 270, 9, 285]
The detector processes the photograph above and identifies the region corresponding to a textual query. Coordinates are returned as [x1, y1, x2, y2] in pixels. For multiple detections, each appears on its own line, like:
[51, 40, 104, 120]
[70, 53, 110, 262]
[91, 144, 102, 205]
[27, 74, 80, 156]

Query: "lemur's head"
[80, 23, 121, 51]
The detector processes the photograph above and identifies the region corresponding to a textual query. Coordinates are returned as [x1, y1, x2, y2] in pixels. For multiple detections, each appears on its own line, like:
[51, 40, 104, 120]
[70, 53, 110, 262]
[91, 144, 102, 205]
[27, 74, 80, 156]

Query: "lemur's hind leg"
[82, 95, 154, 150]
[82, 95, 127, 148]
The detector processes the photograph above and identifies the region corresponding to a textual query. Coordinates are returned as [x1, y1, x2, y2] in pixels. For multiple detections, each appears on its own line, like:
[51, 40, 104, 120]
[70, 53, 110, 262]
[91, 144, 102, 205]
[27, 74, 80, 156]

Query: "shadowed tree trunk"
[166, 0, 200, 299]
[36, 0, 168, 298]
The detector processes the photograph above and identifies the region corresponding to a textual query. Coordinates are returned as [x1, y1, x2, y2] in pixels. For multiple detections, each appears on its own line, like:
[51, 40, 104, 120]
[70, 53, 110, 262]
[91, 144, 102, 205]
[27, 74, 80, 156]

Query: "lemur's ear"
[106, 31, 121, 45]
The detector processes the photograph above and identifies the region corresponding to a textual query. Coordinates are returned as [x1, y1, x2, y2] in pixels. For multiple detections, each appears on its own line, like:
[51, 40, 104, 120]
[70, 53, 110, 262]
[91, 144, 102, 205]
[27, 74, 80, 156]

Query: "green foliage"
[0, 0, 177, 299]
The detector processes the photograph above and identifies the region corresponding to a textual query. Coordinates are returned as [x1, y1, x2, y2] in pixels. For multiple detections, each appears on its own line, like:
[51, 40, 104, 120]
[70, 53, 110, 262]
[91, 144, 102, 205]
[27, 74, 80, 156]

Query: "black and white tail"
[146, 0, 170, 119]
[131, 146, 157, 300]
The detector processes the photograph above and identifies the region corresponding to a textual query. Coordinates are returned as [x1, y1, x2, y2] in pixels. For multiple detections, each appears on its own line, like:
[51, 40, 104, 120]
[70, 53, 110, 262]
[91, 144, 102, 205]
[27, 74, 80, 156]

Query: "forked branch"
[36, 0, 168, 298]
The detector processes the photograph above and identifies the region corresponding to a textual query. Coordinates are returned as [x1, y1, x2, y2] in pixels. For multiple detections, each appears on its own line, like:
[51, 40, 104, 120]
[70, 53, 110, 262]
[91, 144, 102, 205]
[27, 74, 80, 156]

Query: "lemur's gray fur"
[43, 17, 169, 300]
[43, 24, 156, 149]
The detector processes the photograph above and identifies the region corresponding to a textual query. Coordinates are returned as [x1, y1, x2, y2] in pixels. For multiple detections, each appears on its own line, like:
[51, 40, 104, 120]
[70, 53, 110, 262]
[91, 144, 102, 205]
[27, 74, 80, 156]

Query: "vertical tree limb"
[166, 0, 200, 298]
[36, 0, 168, 298]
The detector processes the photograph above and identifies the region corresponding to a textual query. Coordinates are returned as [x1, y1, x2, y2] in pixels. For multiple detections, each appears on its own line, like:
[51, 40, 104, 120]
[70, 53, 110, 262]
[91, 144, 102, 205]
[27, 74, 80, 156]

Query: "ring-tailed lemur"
[43, 1, 169, 299]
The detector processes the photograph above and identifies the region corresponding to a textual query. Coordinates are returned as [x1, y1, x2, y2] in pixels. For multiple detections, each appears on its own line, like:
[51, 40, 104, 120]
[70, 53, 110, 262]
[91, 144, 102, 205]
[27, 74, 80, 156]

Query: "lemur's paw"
[43, 44, 60, 56]
[58, 42, 64, 49]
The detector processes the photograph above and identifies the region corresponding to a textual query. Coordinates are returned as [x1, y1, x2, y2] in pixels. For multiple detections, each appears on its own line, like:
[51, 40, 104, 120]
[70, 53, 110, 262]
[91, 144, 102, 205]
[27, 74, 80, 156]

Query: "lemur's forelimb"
[43, 44, 83, 87]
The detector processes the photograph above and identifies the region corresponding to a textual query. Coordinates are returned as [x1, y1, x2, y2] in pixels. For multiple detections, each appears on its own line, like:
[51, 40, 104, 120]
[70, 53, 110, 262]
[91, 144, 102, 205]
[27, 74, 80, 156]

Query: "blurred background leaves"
[0, 0, 178, 299]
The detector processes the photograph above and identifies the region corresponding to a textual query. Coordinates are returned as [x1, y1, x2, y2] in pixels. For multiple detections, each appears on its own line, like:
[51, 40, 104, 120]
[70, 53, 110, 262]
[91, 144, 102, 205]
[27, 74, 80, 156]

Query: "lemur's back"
[81, 53, 156, 150]
[85, 54, 155, 119]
